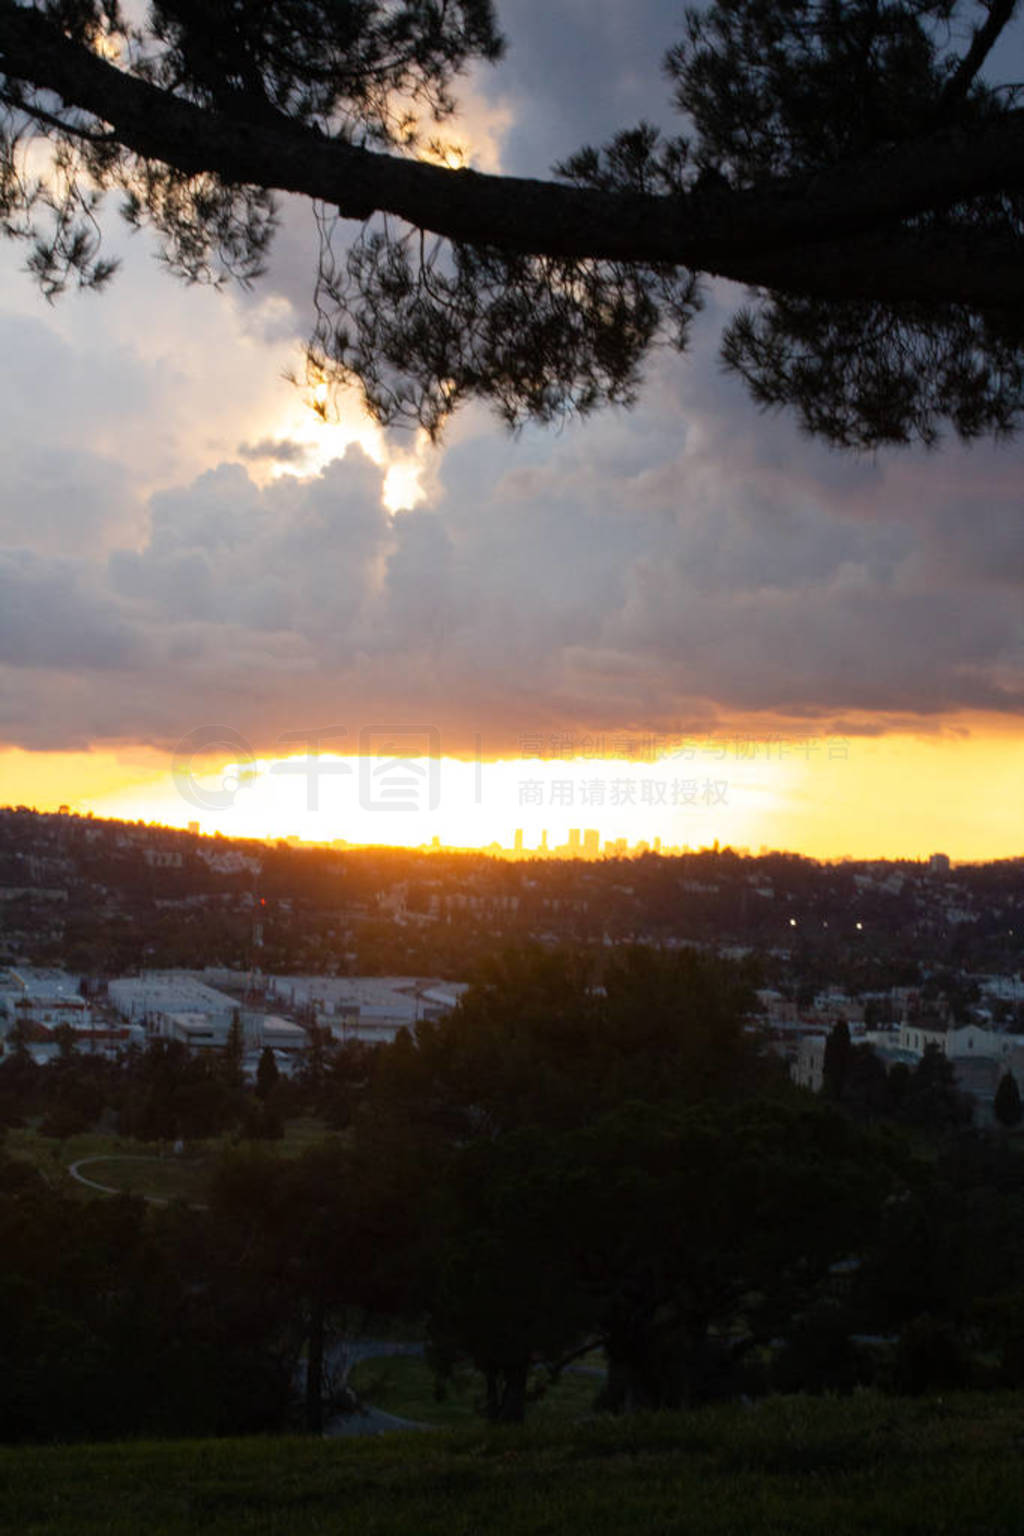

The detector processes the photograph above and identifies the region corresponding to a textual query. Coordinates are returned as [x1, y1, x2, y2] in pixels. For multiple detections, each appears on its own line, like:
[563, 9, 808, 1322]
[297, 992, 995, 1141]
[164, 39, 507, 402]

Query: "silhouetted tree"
[428, 1127, 586, 1422]
[1, 0, 1023, 445]
[363, 950, 896, 1418]
[822, 1020, 852, 1101]
[994, 1071, 1023, 1128]
[0, 1149, 295, 1442]
[902, 1044, 972, 1133]
[223, 1010, 245, 1087]
[256, 1046, 280, 1101]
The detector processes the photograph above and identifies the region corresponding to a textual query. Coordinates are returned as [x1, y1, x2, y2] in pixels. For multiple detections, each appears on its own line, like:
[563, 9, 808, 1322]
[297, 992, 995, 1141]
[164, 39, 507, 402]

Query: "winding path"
[67, 1154, 207, 1207]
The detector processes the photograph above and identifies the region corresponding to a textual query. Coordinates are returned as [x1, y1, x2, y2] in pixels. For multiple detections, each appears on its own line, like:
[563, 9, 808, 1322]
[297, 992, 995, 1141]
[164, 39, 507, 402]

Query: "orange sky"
[2, 716, 1021, 861]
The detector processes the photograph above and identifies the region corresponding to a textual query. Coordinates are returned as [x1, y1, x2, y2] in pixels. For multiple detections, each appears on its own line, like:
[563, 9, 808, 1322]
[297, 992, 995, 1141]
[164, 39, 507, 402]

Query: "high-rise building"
[583, 828, 600, 858]
[513, 828, 524, 854]
[568, 828, 581, 853]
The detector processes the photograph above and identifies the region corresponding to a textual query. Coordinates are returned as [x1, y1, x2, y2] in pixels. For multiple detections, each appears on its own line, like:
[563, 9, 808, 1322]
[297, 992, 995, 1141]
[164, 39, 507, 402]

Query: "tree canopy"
[2, 0, 1023, 445]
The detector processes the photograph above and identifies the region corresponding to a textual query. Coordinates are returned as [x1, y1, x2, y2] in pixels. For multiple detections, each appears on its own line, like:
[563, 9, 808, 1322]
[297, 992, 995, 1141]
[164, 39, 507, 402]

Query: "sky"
[0, 0, 1022, 860]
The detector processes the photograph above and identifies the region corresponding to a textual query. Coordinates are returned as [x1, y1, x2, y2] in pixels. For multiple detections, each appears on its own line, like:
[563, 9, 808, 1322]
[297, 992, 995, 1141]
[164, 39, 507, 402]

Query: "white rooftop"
[1, 967, 85, 1001]
[265, 975, 468, 1020]
[109, 973, 238, 1018]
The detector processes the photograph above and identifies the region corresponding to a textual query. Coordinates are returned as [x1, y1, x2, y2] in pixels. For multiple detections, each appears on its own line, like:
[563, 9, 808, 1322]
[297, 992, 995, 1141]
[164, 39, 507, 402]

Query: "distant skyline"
[2, 726, 1022, 862]
[0, 2, 1022, 861]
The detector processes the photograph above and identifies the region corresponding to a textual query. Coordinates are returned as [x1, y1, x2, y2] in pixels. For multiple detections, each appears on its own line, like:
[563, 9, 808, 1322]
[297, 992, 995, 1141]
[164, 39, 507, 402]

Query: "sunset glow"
[3, 721, 1020, 862]
[252, 382, 429, 513]
[1, 7, 1022, 875]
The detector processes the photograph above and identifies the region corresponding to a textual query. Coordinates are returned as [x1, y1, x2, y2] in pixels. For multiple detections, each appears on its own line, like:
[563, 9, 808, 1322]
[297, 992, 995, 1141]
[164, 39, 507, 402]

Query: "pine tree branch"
[2, 0, 1024, 308]
[940, 0, 1021, 108]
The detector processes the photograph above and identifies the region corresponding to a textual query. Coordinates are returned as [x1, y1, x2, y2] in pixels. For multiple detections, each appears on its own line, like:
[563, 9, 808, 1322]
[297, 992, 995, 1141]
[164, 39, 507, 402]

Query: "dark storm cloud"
[478, 0, 684, 175]
[0, 362, 1021, 757]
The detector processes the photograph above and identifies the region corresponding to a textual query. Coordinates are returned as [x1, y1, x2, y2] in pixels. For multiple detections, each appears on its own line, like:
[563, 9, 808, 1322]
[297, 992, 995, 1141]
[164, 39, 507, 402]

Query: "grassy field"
[3, 1391, 1024, 1535]
[5, 1116, 332, 1202]
[68, 1154, 212, 1203]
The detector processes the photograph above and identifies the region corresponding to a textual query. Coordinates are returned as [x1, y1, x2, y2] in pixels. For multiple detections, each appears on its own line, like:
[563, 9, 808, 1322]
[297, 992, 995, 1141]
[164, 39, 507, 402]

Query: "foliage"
[994, 1069, 1023, 1128]
[852, 1129, 1024, 1390]
[0, 1148, 293, 1441]
[255, 1044, 280, 1100]
[311, 218, 699, 436]
[0, 0, 502, 291]
[673, 0, 1024, 447]
[364, 949, 897, 1418]
[5, 940, 1024, 1439]
[371, 945, 763, 1143]
[116, 1039, 245, 1140]
[1, 0, 1023, 443]
[267, 0, 1024, 446]
[822, 1018, 852, 1100]
[721, 297, 1024, 449]
[900, 1043, 973, 1132]
[223, 1011, 245, 1088]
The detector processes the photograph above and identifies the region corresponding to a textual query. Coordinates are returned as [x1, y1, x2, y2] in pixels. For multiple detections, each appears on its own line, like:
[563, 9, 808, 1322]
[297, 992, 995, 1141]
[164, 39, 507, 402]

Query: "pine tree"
[223, 1010, 245, 1088]
[1, 0, 1023, 445]
[256, 1046, 280, 1102]
[822, 1020, 852, 1101]
[994, 1071, 1022, 1129]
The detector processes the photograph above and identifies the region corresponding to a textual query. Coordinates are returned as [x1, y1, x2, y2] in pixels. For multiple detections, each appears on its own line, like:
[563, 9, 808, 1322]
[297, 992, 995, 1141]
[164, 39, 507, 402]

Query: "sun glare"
[382, 456, 428, 513]
[73, 748, 801, 855]
[5, 723, 1017, 862]
[246, 388, 428, 513]
[421, 139, 469, 169]
[90, 29, 122, 61]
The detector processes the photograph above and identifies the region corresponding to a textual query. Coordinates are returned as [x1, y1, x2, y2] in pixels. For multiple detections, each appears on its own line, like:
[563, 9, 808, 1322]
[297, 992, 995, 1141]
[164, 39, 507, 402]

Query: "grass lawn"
[5, 1116, 332, 1202]
[3, 1391, 1024, 1535]
[68, 1154, 211, 1203]
[271, 1115, 339, 1156]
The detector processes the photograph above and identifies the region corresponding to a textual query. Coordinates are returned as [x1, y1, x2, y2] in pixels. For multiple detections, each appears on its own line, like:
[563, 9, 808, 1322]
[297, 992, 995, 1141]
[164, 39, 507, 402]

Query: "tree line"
[4, 946, 1024, 1441]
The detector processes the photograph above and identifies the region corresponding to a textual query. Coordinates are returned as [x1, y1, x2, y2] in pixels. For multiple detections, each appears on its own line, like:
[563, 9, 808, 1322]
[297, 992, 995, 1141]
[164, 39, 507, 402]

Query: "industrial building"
[0, 967, 91, 1029]
[108, 974, 239, 1042]
[264, 974, 468, 1046]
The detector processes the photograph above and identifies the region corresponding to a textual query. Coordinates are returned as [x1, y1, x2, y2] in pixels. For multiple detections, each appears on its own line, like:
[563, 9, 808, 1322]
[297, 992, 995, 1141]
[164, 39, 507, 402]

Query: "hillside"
[3, 1391, 1024, 1536]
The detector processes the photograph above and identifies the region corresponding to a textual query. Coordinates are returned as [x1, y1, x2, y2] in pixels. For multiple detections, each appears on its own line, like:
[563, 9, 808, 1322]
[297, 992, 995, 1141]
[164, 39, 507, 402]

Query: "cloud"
[0, 550, 139, 671]
[478, 0, 684, 176]
[0, 11, 1022, 770]
[0, 445, 141, 557]
[0, 359, 1020, 760]
[237, 437, 310, 465]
